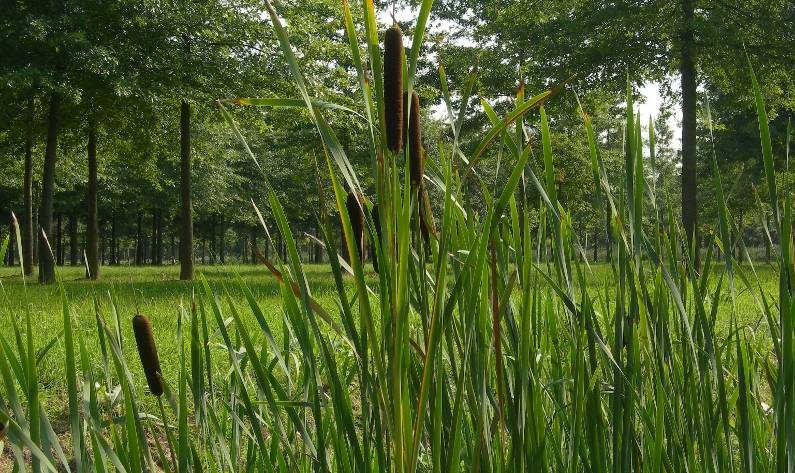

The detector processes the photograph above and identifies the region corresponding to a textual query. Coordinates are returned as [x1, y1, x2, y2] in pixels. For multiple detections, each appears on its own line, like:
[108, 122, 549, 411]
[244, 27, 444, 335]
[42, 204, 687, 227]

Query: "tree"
[431, 0, 795, 266]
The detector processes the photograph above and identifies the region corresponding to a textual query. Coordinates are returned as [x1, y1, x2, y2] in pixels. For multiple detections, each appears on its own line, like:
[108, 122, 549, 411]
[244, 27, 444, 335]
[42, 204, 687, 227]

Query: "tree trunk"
[110, 212, 117, 265]
[157, 210, 163, 264]
[680, 0, 699, 269]
[593, 233, 598, 262]
[86, 125, 100, 279]
[179, 100, 194, 279]
[7, 220, 14, 266]
[251, 227, 257, 264]
[22, 95, 35, 276]
[33, 183, 39, 265]
[56, 213, 63, 265]
[38, 92, 60, 283]
[210, 214, 217, 264]
[69, 213, 78, 265]
[219, 217, 225, 264]
[150, 209, 158, 265]
[136, 211, 143, 265]
[55, 214, 66, 266]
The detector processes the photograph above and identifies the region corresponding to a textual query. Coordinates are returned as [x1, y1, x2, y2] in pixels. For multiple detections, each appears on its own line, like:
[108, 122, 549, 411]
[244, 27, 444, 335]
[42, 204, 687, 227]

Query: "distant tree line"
[1, 0, 793, 283]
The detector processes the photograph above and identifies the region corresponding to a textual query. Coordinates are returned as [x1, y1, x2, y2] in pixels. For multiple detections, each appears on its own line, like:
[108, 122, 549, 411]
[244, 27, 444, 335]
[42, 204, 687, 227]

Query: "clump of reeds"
[345, 191, 365, 260]
[132, 314, 164, 397]
[405, 90, 423, 190]
[384, 26, 404, 153]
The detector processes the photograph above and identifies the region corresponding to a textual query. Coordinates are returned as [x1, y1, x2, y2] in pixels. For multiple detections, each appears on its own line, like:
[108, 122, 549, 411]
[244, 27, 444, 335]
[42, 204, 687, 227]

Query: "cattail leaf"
[462, 82, 564, 182]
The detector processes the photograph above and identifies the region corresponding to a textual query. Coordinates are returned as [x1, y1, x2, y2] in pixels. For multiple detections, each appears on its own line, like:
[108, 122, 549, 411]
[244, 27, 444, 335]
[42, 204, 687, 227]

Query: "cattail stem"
[419, 183, 435, 252]
[158, 396, 178, 468]
[384, 27, 404, 153]
[406, 91, 423, 190]
[345, 192, 365, 261]
[132, 314, 164, 396]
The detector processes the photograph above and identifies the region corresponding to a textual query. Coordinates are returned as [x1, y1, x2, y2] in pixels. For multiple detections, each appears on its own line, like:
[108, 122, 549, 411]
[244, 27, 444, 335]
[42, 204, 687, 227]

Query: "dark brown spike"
[132, 314, 164, 396]
[405, 91, 423, 189]
[383, 26, 404, 153]
[371, 204, 382, 273]
[345, 192, 365, 260]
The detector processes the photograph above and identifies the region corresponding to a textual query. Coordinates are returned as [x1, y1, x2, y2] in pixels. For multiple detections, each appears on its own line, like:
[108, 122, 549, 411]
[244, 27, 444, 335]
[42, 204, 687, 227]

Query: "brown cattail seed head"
[383, 26, 404, 153]
[405, 91, 423, 189]
[371, 204, 382, 273]
[345, 192, 365, 260]
[132, 314, 164, 397]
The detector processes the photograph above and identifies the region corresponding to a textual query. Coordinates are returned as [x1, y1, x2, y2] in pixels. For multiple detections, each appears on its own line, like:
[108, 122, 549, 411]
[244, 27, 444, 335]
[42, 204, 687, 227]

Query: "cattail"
[371, 204, 382, 273]
[419, 183, 436, 252]
[0, 420, 6, 440]
[132, 314, 163, 397]
[345, 192, 365, 261]
[405, 91, 423, 190]
[383, 26, 404, 153]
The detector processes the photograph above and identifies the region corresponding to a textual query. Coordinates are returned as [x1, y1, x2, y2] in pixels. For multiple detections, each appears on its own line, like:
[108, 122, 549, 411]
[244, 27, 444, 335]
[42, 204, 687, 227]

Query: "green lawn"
[0, 261, 777, 417]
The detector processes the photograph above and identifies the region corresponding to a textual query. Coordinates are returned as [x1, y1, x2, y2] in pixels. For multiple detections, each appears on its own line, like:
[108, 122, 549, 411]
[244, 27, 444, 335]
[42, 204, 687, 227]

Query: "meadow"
[0, 261, 779, 412]
[0, 0, 792, 470]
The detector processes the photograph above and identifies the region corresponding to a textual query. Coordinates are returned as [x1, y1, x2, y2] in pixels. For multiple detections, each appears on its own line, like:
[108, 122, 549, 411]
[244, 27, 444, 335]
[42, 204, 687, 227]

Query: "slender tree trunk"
[86, 125, 99, 279]
[136, 211, 143, 265]
[593, 234, 598, 262]
[219, 216, 225, 264]
[179, 100, 194, 279]
[56, 213, 63, 265]
[159, 214, 164, 264]
[33, 183, 39, 265]
[7, 221, 14, 266]
[251, 227, 257, 264]
[110, 212, 117, 265]
[150, 209, 158, 265]
[69, 213, 78, 265]
[38, 92, 60, 283]
[210, 215, 217, 264]
[680, 0, 699, 269]
[22, 95, 35, 275]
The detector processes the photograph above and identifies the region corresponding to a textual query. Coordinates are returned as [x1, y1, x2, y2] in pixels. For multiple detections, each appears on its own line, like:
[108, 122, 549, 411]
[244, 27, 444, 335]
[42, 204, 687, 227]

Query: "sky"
[639, 81, 683, 151]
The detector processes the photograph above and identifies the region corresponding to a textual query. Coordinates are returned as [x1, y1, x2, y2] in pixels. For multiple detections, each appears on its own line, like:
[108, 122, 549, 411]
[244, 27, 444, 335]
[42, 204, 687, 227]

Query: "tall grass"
[0, 2, 792, 472]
